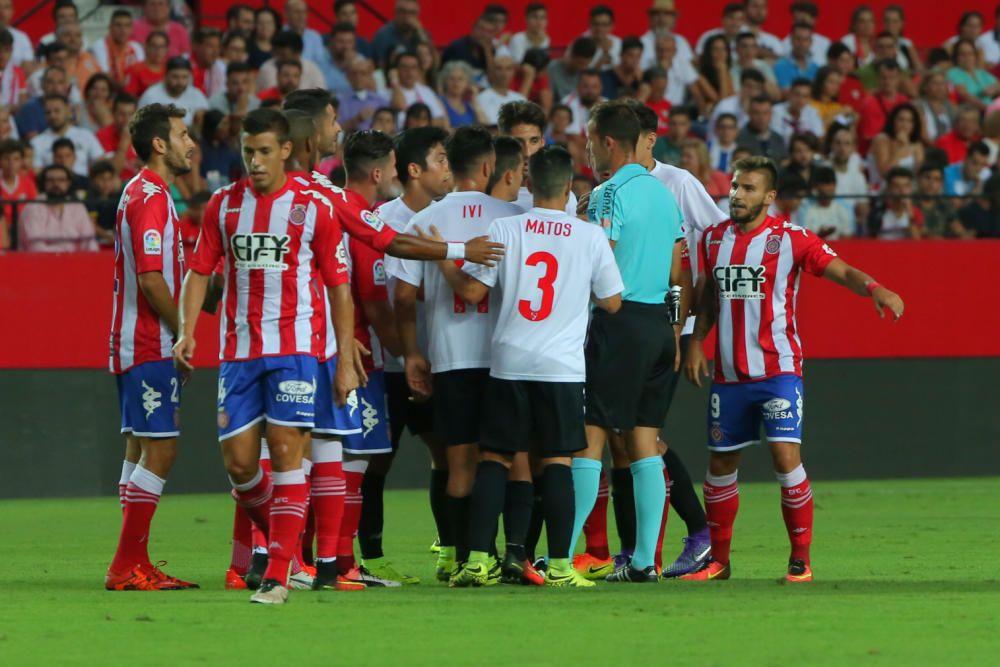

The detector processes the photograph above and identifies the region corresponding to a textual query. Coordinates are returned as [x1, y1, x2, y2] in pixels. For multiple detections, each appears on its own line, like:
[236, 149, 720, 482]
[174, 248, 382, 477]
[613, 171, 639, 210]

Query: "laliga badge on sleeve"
[143, 229, 162, 255]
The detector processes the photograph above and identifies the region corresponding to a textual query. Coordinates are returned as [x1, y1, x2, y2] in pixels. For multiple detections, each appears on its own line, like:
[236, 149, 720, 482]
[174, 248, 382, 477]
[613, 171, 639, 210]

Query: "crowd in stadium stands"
[2, 0, 1000, 251]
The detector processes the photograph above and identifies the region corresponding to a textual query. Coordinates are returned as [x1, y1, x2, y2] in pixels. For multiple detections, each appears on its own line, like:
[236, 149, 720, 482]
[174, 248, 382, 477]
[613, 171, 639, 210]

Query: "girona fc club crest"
[289, 204, 307, 225]
[765, 235, 782, 255]
[217, 408, 230, 429]
[710, 422, 724, 443]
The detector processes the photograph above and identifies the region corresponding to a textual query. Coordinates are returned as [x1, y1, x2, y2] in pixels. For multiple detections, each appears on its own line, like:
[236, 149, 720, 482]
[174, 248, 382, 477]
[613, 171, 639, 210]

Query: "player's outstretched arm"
[822, 258, 905, 321]
[684, 274, 717, 388]
[394, 280, 432, 399]
[173, 270, 210, 373]
[387, 232, 505, 266]
[137, 271, 180, 336]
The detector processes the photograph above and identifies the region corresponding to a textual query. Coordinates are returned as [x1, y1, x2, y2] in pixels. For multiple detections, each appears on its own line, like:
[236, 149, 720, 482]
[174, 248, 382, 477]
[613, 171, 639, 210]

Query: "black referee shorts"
[585, 301, 677, 431]
[433, 368, 489, 446]
[481, 378, 586, 458]
[385, 371, 435, 450]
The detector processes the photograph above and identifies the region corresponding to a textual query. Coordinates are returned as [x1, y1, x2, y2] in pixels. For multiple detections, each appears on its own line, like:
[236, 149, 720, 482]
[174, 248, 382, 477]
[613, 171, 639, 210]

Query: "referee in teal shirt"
[572, 101, 686, 583]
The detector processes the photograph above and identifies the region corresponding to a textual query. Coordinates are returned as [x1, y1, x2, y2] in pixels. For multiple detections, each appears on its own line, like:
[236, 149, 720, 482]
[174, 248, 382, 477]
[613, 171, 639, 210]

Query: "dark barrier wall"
[1, 358, 996, 499]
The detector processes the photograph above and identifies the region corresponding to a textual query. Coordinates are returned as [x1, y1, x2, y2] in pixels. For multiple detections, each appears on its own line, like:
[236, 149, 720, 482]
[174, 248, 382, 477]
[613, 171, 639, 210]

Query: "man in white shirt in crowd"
[563, 69, 606, 138]
[732, 32, 780, 100]
[208, 62, 260, 116]
[389, 51, 446, 127]
[257, 30, 326, 92]
[91, 10, 145, 83]
[771, 78, 824, 146]
[0, 0, 35, 68]
[640, 0, 693, 71]
[709, 68, 766, 144]
[285, 0, 326, 66]
[710, 113, 741, 175]
[477, 54, 526, 125]
[583, 5, 620, 71]
[744, 0, 783, 58]
[31, 93, 104, 175]
[696, 2, 746, 53]
[138, 58, 209, 127]
[509, 3, 550, 64]
[654, 34, 698, 107]
[781, 1, 831, 65]
[800, 165, 854, 239]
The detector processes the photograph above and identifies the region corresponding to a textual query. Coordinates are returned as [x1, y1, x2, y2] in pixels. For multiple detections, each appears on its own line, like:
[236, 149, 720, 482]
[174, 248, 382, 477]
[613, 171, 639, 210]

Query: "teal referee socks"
[570, 458, 603, 558]
[630, 456, 667, 570]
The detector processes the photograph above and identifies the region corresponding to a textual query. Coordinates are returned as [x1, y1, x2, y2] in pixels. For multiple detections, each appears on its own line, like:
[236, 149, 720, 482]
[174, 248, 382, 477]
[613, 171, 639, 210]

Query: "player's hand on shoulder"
[683, 340, 710, 388]
[404, 353, 432, 399]
[465, 234, 504, 266]
[172, 336, 196, 372]
[872, 286, 904, 321]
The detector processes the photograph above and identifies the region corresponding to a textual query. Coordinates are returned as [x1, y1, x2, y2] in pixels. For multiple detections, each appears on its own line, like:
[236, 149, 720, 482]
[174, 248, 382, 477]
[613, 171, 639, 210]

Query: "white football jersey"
[391, 191, 522, 373]
[465, 208, 623, 382]
[515, 186, 579, 217]
[648, 160, 728, 335]
[377, 196, 423, 373]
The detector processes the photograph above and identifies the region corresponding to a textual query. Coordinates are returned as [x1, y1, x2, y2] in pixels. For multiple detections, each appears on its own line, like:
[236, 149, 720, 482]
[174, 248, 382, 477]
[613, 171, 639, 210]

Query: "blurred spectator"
[334, 1, 372, 59]
[783, 132, 823, 185]
[915, 163, 962, 238]
[0, 29, 26, 108]
[199, 110, 242, 187]
[38, 1, 79, 52]
[868, 102, 923, 191]
[882, 5, 921, 72]
[132, 0, 191, 59]
[57, 21, 100, 94]
[485, 4, 511, 48]
[737, 96, 789, 163]
[222, 32, 249, 66]
[856, 31, 917, 97]
[680, 138, 730, 201]
[97, 94, 139, 181]
[320, 23, 358, 97]
[284, 0, 326, 66]
[258, 60, 302, 103]
[372, 0, 430, 69]
[562, 69, 605, 137]
[91, 10, 145, 84]
[840, 5, 876, 67]
[825, 123, 869, 227]
[257, 31, 325, 92]
[944, 141, 991, 196]
[16, 66, 72, 140]
[653, 105, 692, 165]
[571, 173, 593, 201]
[403, 101, 431, 129]
[18, 164, 96, 252]
[139, 58, 209, 127]
[771, 79, 823, 146]
[732, 32, 779, 101]
[179, 190, 211, 249]
[389, 51, 445, 127]
[79, 73, 114, 134]
[642, 68, 670, 134]
[439, 60, 480, 128]
[248, 7, 281, 70]
[31, 94, 103, 176]
[600, 36, 643, 100]
[640, 0, 693, 71]
[209, 63, 260, 116]
[371, 106, 398, 135]
[0, 139, 37, 242]
[709, 113, 739, 174]
[26, 43, 81, 106]
[123, 31, 169, 98]
[84, 159, 119, 245]
[442, 12, 499, 75]
[982, 110, 1000, 164]
[743, 0, 782, 58]
[945, 12, 998, 67]
[414, 41, 439, 87]
[810, 66, 852, 130]
[858, 59, 910, 153]
[226, 4, 255, 40]
[828, 42, 865, 114]
[781, 2, 830, 65]
[918, 72, 958, 143]
[545, 103, 573, 145]
[709, 69, 765, 143]
[800, 165, 853, 239]
[770, 171, 808, 225]
[774, 23, 819, 90]
[957, 173, 1000, 237]
[0, 0, 35, 68]
[583, 5, 620, 70]
[697, 35, 734, 108]
[339, 59, 390, 132]
[510, 3, 550, 64]
[511, 48, 553, 112]
[191, 28, 226, 99]
[947, 38, 1000, 110]
[0, 105, 15, 140]
[547, 37, 596, 102]
[869, 166, 921, 239]
[696, 3, 745, 55]
[935, 105, 982, 164]
[653, 33, 698, 108]
[477, 55, 525, 126]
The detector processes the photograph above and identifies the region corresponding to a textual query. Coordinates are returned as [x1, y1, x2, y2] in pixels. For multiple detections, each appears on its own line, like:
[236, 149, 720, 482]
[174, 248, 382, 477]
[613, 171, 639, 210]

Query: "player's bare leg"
[769, 441, 814, 582]
[681, 450, 741, 581]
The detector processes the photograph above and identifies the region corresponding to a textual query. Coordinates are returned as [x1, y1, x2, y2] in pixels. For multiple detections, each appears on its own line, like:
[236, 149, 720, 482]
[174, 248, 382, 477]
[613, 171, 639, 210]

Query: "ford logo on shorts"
[763, 398, 791, 412]
[278, 380, 314, 395]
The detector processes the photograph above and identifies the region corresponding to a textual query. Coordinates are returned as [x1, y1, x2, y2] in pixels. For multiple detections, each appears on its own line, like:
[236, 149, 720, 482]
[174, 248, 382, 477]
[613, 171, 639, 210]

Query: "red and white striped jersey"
[701, 216, 838, 383]
[310, 170, 398, 253]
[188, 174, 349, 361]
[109, 168, 183, 374]
[348, 232, 388, 373]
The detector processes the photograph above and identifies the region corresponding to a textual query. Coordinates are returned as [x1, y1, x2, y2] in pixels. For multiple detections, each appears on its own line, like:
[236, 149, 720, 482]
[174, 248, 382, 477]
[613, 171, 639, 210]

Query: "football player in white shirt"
[497, 100, 579, 216]
[423, 145, 624, 588]
[390, 126, 522, 582]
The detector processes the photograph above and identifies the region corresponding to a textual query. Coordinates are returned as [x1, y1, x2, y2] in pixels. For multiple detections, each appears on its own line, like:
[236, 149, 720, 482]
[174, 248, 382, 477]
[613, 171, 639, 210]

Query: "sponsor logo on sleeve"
[143, 229, 162, 255]
[372, 259, 386, 285]
[361, 210, 385, 232]
[713, 265, 766, 299]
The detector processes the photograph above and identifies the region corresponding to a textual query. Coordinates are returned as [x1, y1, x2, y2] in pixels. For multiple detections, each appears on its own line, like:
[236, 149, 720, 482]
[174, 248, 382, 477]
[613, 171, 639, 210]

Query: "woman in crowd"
[438, 60, 486, 129]
[917, 71, 957, 143]
[868, 102, 924, 192]
[222, 32, 249, 66]
[79, 73, 115, 133]
[825, 122, 870, 227]
[415, 41, 439, 87]
[948, 38, 1000, 110]
[680, 137, 730, 202]
[810, 66, 852, 130]
[695, 34, 734, 111]
[248, 7, 281, 70]
[882, 5, 922, 73]
[784, 133, 824, 186]
[841, 6, 877, 67]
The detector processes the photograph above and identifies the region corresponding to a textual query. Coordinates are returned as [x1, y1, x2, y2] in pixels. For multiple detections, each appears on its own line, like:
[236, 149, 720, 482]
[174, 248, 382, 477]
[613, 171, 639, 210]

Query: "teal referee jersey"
[586, 163, 684, 304]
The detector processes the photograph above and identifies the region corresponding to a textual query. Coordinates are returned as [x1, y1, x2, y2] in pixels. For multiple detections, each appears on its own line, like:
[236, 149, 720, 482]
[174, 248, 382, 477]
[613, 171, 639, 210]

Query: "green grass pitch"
[2, 479, 998, 666]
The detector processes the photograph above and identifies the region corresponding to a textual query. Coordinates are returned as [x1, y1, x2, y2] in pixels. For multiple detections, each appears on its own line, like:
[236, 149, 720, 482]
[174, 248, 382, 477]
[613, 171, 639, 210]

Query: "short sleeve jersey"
[376, 196, 425, 373]
[310, 170, 398, 253]
[390, 191, 522, 373]
[586, 163, 684, 304]
[109, 168, 184, 373]
[189, 174, 349, 361]
[701, 216, 838, 383]
[465, 208, 623, 382]
[347, 232, 388, 372]
[515, 186, 579, 217]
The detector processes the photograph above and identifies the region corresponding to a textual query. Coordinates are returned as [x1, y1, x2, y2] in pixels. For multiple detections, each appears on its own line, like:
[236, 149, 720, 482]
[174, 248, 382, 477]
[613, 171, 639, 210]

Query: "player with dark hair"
[682, 156, 904, 583]
[390, 126, 523, 584]
[174, 108, 360, 604]
[106, 103, 198, 591]
[426, 144, 624, 588]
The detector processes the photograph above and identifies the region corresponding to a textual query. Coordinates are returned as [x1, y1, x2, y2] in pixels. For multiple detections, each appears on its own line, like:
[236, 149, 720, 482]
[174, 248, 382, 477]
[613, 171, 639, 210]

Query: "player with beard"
[106, 103, 199, 591]
[682, 156, 903, 583]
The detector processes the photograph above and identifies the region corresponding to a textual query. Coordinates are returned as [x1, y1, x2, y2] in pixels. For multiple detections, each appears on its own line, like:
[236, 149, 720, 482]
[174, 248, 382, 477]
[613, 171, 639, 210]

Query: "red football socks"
[337, 465, 366, 574]
[582, 469, 611, 560]
[777, 465, 813, 564]
[703, 471, 740, 566]
[110, 465, 164, 573]
[654, 467, 671, 572]
[229, 504, 253, 575]
[262, 469, 309, 584]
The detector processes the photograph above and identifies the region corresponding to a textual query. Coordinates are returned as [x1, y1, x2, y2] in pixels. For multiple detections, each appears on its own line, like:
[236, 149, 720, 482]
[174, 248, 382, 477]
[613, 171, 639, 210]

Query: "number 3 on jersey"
[453, 259, 488, 314]
[519, 251, 558, 321]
